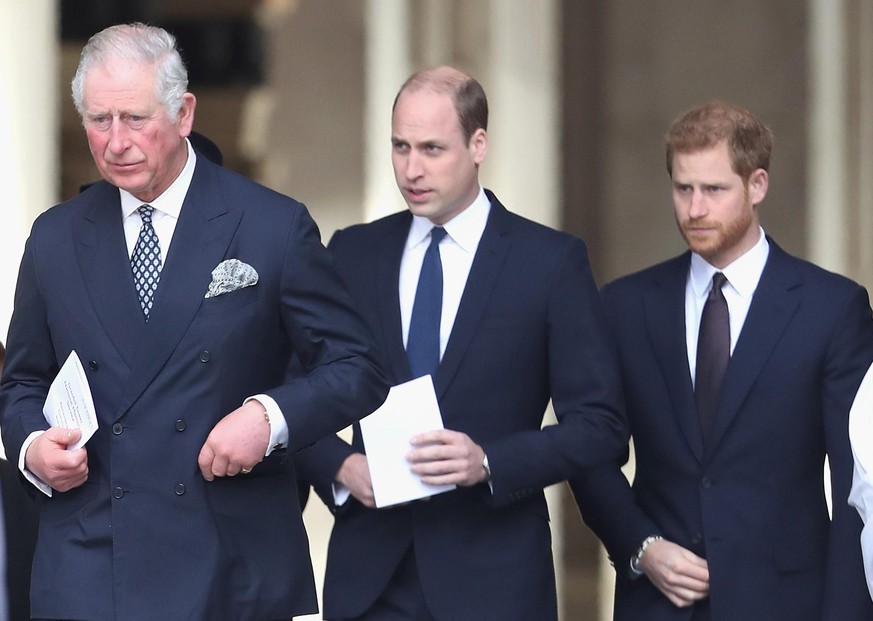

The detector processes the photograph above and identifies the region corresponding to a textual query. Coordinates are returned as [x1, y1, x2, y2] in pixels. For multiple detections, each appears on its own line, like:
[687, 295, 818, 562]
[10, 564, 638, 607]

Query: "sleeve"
[569, 279, 664, 576]
[481, 236, 629, 507]
[0, 232, 58, 466]
[261, 207, 389, 453]
[285, 224, 377, 513]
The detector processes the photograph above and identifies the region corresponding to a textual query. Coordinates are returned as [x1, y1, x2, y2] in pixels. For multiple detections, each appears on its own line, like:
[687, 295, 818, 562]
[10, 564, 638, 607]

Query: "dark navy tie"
[696, 272, 730, 438]
[407, 227, 447, 379]
[131, 204, 162, 321]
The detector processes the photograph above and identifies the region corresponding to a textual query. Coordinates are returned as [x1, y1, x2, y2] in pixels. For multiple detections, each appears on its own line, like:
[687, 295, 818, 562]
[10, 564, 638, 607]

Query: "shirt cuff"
[19, 431, 53, 497]
[331, 482, 352, 507]
[245, 394, 288, 456]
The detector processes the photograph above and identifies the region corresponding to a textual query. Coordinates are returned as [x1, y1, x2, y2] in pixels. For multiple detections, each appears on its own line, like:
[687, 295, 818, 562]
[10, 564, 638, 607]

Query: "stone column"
[0, 0, 58, 342]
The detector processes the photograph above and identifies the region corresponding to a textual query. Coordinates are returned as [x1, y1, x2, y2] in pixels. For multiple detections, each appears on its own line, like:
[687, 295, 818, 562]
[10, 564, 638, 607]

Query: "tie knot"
[430, 227, 447, 246]
[138, 204, 155, 224]
[710, 272, 728, 296]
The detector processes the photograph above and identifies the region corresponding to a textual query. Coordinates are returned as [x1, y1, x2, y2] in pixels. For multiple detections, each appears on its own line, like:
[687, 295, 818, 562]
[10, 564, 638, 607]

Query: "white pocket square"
[205, 259, 259, 299]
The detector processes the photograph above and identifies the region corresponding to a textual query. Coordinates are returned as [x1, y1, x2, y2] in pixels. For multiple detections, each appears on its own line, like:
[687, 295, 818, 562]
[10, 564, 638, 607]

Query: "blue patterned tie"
[407, 227, 447, 379]
[696, 272, 730, 438]
[131, 205, 162, 321]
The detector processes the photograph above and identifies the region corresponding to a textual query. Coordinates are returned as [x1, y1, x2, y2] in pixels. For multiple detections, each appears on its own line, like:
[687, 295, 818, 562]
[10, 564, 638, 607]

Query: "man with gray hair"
[0, 22, 387, 621]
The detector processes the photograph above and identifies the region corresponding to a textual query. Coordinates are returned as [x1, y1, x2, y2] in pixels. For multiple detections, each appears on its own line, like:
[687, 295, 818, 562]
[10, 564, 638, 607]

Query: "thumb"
[46, 427, 82, 446]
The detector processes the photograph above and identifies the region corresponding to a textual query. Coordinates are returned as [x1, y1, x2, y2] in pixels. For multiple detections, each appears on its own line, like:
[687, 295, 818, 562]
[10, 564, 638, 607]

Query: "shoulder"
[483, 191, 590, 264]
[200, 162, 307, 214]
[329, 211, 410, 251]
[29, 182, 112, 238]
[603, 254, 689, 297]
[766, 240, 867, 298]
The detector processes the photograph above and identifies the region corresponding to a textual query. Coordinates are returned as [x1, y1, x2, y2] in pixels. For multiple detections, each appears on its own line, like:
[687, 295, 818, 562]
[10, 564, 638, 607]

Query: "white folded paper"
[43, 350, 98, 451]
[359, 375, 455, 508]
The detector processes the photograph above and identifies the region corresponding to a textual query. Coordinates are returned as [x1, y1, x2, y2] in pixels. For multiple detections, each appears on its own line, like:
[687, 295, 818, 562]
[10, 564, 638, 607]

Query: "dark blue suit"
[0, 458, 37, 621]
[0, 157, 387, 621]
[296, 191, 627, 621]
[573, 240, 873, 620]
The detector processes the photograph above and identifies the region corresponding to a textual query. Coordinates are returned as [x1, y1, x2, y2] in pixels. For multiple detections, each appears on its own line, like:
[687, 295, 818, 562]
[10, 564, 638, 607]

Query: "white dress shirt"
[399, 187, 491, 358]
[685, 227, 769, 385]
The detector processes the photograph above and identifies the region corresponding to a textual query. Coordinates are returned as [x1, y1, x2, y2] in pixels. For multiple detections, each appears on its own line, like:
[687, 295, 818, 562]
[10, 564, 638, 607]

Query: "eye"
[674, 183, 692, 194]
[123, 114, 148, 130]
[392, 140, 409, 153]
[423, 143, 442, 154]
[89, 115, 112, 131]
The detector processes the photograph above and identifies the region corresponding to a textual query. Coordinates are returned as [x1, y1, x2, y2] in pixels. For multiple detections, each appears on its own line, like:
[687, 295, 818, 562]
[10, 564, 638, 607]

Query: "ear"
[469, 128, 487, 165]
[177, 93, 197, 137]
[747, 168, 768, 205]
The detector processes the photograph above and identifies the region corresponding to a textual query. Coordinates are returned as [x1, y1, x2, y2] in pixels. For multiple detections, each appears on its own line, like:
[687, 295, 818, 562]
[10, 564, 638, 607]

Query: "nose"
[107, 120, 130, 154]
[404, 151, 423, 181]
[688, 189, 707, 219]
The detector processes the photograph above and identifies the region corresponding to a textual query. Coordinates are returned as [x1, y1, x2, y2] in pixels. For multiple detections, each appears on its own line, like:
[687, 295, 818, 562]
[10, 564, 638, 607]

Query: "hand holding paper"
[407, 428, 489, 487]
[43, 351, 99, 451]
[359, 376, 455, 508]
[22, 350, 98, 494]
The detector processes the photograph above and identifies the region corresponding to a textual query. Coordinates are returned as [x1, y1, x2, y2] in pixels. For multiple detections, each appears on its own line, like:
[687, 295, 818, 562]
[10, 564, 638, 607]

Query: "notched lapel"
[706, 251, 801, 450]
[376, 217, 413, 384]
[434, 204, 512, 399]
[644, 256, 704, 461]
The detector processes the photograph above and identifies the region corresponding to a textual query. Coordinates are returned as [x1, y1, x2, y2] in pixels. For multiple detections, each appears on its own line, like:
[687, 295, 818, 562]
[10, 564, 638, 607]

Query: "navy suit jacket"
[296, 191, 627, 621]
[572, 240, 873, 620]
[0, 458, 37, 621]
[0, 157, 388, 621]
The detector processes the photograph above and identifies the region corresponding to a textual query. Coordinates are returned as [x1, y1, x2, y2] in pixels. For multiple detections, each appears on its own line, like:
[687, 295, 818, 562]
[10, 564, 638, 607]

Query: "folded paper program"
[205, 259, 259, 298]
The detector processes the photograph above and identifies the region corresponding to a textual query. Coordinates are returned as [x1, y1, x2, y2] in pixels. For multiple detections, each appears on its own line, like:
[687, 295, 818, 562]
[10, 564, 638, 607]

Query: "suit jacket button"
[112, 486, 124, 499]
[112, 423, 123, 435]
[199, 350, 211, 363]
[174, 483, 186, 496]
[88, 360, 99, 371]
[700, 477, 712, 490]
[691, 533, 703, 545]
[175, 419, 186, 432]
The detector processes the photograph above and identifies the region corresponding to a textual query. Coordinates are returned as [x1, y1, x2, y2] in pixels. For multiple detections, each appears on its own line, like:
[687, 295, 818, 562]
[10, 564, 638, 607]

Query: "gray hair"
[71, 23, 188, 120]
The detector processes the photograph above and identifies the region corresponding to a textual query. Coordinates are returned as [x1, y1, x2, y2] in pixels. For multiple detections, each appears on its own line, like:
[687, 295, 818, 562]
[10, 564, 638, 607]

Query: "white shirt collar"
[406, 186, 491, 252]
[120, 138, 197, 218]
[689, 226, 770, 299]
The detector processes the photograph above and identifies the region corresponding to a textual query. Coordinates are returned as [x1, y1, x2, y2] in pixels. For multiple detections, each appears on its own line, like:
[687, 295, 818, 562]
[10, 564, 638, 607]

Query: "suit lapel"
[644, 254, 704, 461]
[75, 182, 149, 367]
[116, 161, 244, 420]
[376, 214, 414, 384]
[434, 197, 512, 399]
[707, 241, 801, 450]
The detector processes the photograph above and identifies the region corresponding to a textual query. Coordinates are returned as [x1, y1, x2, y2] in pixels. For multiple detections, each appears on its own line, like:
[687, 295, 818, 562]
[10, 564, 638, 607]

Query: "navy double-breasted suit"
[0, 157, 387, 621]
[573, 240, 873, 620]
[296, 191, 627, 621]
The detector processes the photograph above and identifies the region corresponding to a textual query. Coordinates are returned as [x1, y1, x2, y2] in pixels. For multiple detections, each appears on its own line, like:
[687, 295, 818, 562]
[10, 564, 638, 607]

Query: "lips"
[405, 187, 433, 202]
[684, 221, 717, 234]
